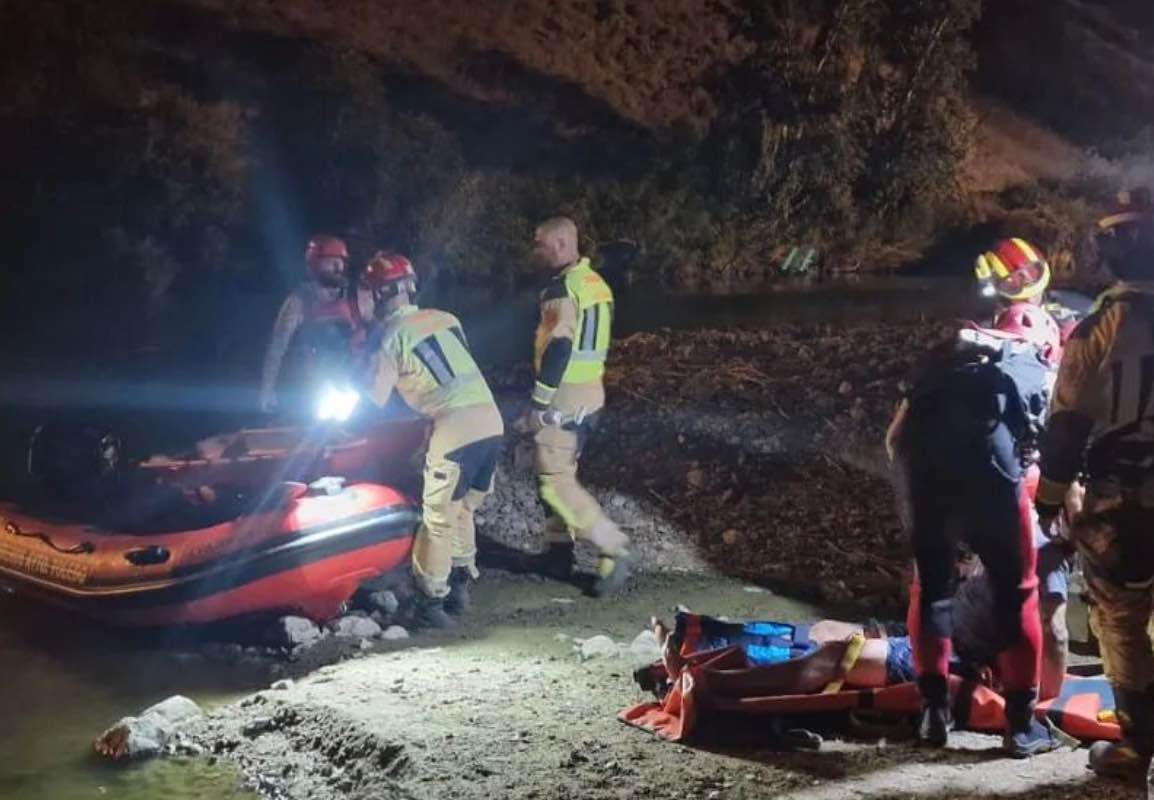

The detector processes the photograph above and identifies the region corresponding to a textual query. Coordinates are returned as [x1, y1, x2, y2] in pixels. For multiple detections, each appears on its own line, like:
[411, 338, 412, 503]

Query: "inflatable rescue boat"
[135, 418, 428, 492]
[0, 479, 418, 626]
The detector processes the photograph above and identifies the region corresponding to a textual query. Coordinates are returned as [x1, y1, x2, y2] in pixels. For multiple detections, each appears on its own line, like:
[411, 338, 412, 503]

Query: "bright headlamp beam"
[317, 386, 360, 422]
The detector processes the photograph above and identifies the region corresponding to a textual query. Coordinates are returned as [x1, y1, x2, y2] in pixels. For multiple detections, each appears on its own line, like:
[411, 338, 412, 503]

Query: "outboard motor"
[27, 422, 123, 506]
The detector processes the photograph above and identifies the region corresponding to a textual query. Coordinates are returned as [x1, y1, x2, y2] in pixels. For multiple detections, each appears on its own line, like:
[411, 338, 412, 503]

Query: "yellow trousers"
[534, 382, 628, 556]
[1074, 490, 1154, 692]
[412, 404, 504, 598]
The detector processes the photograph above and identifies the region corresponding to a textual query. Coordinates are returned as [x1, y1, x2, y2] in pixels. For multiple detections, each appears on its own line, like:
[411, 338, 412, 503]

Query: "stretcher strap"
[821, 634, 866, 694]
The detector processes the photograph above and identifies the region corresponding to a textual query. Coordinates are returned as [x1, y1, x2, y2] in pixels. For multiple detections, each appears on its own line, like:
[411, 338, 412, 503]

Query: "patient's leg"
[705, 640, 890, 696]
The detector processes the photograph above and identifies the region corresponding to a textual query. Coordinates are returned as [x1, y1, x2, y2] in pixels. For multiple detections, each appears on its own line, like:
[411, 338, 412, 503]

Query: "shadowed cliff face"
[0, 0, 1151, 367]
[180, 0, 752, 131]
[976, 0, 1154, 148]
[186, 0, 1154, 145]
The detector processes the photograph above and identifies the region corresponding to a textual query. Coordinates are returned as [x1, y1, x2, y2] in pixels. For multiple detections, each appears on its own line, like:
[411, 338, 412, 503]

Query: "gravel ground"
[188, 572, 1138, 800]
[481, 323, 955, 610]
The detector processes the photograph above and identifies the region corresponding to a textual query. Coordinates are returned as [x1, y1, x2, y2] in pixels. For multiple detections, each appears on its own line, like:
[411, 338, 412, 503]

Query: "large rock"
[275, 616, 323, 647]
[329, 615, 382, 639]
[365, 590, 400, 617]
[94, 695, 204, 761]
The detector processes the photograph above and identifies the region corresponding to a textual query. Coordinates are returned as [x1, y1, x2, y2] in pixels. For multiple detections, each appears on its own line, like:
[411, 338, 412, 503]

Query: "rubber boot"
[916, 675, 951, 748]
[416, 594, 456, 630]
[444, 568, 472, 616]
[539, 541, 575, 582]
[1003, 689, 1061, 758]
[1088, 686, 1154, 780]
[589, 550, 634, 598]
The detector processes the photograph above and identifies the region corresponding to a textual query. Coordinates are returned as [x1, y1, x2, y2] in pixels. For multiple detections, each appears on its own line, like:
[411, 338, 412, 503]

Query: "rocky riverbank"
[176, 572, 1124, 800]
[481, 322, 956, 610]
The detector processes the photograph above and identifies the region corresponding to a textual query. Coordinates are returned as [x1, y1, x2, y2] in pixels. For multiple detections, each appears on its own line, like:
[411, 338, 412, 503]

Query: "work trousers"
[412, 404, 504, 598]
[1073, 485, 1154, 693]
[534, 381, 628, 556]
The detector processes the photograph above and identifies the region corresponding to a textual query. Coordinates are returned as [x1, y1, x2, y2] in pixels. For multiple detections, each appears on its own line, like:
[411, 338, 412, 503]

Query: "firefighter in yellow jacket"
[1037, 189, 1154, 779]
[522, 217, 632, 596]
[361, 252, 504, 628]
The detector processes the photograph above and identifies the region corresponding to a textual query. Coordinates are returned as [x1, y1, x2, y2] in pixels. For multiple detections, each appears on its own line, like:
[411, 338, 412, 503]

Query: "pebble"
[382, 625, 410, 641]
[575, 635, 620, 660]
[627, 630, 662, 662]
[241, 717, 276, 738]
[329, 615, 382, 639]
[270, 679, 294, 691]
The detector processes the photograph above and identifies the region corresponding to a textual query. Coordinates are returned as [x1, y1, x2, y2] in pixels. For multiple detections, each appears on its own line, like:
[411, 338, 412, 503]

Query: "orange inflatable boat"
[135, 418, 428, 492]
[0, 479, 418, 627]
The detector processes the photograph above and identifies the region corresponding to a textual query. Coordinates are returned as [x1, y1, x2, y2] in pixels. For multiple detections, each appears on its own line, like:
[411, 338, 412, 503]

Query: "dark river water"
[0, 597, 261, 799]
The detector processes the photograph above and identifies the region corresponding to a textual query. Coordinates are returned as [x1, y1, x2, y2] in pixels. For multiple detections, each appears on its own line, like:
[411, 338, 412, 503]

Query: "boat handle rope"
[3, 520, 94, 555]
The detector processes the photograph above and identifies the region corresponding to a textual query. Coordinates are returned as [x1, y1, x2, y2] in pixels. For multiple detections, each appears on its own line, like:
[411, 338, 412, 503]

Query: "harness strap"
[821, 633, 867, 694]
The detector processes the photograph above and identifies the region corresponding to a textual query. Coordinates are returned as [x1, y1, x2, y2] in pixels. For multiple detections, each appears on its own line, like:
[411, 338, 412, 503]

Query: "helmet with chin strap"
[361, 252, 417, 300]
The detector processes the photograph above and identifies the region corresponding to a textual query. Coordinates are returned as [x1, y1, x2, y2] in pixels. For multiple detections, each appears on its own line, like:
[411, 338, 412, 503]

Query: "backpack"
[908, 331, 1053, 444]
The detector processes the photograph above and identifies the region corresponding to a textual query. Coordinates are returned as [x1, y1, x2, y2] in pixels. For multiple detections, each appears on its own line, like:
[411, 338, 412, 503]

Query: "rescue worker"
[974, 237, 1087, 341]
[523, 216, 631, 596]
[889, 303, 1064, 756]
[972, 237, 1084, 701]
[1036, 188, 1154, 779]
[259, 234, 364, 415]
[359, 252, 503, 628]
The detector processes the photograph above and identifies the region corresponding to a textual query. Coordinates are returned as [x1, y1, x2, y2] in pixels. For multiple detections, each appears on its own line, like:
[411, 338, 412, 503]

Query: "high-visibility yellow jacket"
[532, 258, 614, 408]
[367, 305, 496, 419]
[1038, 282, 1154, 506]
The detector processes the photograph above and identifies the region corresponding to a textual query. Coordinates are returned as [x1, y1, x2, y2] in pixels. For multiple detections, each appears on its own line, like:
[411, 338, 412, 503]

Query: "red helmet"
[991, 302, 1063, 364]
[304, 234, 349, 275]
[361, 252, 417, 294]
[974, 238, 1051, 302]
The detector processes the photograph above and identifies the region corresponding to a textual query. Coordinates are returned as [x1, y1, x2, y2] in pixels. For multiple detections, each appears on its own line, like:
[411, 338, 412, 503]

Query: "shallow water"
[0, 596, 260, 799]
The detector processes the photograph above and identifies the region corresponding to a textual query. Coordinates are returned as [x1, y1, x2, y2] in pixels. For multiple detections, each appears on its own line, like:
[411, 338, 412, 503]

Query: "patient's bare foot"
[651, 616, 685, 677]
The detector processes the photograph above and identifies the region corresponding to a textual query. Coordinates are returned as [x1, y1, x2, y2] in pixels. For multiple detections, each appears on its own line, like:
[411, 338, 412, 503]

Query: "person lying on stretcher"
[648, 549, 1070, 701]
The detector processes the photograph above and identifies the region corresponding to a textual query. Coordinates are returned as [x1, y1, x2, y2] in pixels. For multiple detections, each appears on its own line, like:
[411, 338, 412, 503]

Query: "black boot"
[417, 594, 455, 629]
[540, 542, 575, 582]
[1003, 689, 1061, 758]
[916, 675, 951, 747]
[1088, 686, 1154, 779]
[444, 568, 472, 616]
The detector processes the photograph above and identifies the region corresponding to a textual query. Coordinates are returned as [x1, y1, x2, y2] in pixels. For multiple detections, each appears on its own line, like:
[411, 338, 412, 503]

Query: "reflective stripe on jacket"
[532, 258, 613, 407]
[368, 305, 495, 418]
